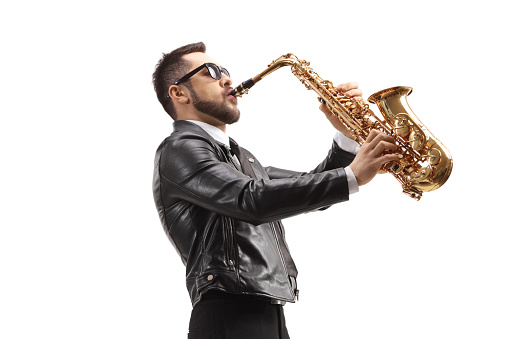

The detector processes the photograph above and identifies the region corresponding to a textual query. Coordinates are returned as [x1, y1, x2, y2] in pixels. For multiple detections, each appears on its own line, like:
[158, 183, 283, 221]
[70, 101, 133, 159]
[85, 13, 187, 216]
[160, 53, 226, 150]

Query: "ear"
[168, 85, 190, 104]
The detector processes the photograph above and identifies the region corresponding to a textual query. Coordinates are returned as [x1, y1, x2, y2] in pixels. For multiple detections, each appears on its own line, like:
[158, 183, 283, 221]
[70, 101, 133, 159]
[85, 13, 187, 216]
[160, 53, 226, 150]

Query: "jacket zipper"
[224, 216, 235, 271]
[271, 221, 300, 300]
[225, 217, 241, 290]
[222, 148, 237, 271]
[270, 221, 295, 299]
[270, 222, 286, 270]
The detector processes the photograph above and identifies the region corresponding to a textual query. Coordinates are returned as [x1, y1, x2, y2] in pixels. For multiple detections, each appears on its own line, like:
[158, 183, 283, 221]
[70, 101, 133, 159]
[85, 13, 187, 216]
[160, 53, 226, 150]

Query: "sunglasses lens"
[207, 64, 221, 80]
[221, 67, 230, 78]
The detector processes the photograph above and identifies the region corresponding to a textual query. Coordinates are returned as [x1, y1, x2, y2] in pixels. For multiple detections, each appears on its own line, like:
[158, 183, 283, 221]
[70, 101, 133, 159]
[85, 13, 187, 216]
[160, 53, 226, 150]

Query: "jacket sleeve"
[155, 134, 350, 225]
[265, 140, 357, 180]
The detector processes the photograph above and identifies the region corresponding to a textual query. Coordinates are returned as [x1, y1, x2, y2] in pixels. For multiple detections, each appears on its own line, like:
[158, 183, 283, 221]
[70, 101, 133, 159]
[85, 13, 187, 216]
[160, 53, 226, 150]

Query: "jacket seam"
[155, 142, 185, 258]
[160, 168, 348, 224]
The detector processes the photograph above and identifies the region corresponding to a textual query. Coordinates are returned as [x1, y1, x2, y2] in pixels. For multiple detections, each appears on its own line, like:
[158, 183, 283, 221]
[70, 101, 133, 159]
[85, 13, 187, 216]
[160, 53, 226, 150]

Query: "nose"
[220, 73, 232, 88]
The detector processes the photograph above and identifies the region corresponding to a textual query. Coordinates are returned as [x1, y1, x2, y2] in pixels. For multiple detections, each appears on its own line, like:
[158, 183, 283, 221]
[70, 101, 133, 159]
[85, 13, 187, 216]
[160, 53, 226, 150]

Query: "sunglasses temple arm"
[231, 74, 262, 97]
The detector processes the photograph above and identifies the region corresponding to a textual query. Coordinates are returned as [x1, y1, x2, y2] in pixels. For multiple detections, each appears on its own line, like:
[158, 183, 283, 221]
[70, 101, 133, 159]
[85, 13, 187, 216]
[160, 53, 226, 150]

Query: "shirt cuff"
[333, 131, 361, 155]
[344, 166, 359, 195]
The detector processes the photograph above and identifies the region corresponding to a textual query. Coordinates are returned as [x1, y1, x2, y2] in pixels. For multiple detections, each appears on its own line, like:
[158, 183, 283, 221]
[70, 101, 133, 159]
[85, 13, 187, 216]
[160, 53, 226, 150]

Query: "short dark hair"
[152, 42, 206, 120]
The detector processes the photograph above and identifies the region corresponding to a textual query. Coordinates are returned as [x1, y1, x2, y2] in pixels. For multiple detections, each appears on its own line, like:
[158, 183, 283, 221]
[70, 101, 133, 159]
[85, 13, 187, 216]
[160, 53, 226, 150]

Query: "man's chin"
[221, 106, 240, 125]
[229, 110, 240, 124]
[227, 115, 240, 125]
[223, 113, 240, 125]
[192, 98, 240, 125]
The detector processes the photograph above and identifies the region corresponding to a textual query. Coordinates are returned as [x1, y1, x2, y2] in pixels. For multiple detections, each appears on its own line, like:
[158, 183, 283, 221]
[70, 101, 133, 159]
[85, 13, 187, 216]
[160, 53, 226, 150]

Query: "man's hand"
[349, 130, 401, 186]
[319, 82, 365, 139]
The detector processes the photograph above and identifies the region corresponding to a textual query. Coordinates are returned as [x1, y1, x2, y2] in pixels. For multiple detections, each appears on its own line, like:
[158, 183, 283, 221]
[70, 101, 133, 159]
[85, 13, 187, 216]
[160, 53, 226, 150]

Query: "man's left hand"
[319, 82, 366, 139]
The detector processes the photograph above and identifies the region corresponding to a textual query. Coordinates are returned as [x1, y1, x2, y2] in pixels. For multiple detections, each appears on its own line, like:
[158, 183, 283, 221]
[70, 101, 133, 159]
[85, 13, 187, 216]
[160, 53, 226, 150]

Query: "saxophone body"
[232, 54, 453, 200]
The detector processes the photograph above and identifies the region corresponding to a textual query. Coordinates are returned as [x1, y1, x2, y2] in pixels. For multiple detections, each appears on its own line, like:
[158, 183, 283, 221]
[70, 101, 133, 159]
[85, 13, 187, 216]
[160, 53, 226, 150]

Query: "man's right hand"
[349, 129, 402, 186]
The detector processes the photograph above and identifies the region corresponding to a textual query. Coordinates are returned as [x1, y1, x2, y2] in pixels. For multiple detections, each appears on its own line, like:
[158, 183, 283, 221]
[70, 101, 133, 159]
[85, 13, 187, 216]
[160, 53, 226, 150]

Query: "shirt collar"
[184, 120, 230, 147]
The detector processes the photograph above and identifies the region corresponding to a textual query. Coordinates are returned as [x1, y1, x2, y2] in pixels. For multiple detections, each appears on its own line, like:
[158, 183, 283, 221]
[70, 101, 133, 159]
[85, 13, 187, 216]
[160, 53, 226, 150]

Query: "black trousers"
[188, 291, 290, 339]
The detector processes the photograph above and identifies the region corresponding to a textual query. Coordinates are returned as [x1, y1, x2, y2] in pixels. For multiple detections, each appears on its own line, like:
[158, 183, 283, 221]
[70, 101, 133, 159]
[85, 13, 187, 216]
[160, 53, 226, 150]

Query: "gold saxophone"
[231, 54, 453, 200]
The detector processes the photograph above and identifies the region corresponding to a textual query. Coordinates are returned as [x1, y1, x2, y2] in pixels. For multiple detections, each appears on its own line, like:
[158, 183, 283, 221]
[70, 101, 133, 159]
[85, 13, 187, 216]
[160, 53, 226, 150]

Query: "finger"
[344, 88, 363, 98]
[353, 96, 368, 105]
[336, 82, 359, 92]
[319, 102, 333, 116]
[371, 131, 395, 145]
[376, 154, 403, 168]
[373, 140, 398, 156]
[365, 129, 382, 143]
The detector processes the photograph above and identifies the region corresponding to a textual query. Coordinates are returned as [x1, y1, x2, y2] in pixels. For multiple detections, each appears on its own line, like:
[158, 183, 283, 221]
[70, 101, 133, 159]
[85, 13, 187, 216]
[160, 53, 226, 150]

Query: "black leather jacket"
[153, 121, 355, 306]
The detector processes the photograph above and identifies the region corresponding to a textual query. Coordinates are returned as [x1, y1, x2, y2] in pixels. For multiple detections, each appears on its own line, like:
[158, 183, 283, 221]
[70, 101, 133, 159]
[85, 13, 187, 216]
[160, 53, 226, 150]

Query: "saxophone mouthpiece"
[231, 78, 256, 97]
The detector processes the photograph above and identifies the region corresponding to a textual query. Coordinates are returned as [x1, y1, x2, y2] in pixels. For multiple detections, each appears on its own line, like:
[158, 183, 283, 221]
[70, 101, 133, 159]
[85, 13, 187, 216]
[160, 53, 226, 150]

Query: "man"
[152, 42, 400, 339]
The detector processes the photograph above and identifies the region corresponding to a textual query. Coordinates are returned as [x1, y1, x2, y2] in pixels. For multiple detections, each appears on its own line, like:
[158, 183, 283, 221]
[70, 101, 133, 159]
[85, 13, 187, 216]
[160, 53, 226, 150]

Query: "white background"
[1, 0, 508, 338]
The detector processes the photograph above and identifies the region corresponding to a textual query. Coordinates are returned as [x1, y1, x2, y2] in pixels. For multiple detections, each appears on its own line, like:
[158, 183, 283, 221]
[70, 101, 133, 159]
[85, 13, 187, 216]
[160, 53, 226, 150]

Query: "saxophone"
[231, 54, 453, 200]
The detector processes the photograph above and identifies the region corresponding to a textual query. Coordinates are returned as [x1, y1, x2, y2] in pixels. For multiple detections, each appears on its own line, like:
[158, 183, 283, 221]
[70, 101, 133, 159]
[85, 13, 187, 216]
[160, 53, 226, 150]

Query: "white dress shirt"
[185, 120, 359, 195]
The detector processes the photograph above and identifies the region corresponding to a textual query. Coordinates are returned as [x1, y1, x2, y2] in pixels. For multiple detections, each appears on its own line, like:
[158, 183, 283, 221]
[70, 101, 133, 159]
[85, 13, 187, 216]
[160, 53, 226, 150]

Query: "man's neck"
[176, 110, 227, 132]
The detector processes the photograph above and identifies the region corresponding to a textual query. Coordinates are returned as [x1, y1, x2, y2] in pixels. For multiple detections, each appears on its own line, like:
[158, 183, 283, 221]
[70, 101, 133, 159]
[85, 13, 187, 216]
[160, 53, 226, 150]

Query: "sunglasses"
[174, 63, 230, 85]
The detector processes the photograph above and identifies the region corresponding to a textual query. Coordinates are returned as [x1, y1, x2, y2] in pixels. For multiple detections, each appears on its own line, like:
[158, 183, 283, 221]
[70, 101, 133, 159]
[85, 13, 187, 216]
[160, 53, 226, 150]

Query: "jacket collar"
[172, 120, 230, 148]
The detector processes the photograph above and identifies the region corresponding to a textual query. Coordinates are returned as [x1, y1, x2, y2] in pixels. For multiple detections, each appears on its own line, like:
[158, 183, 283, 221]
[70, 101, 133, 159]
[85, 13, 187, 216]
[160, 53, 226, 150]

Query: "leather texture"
[153, 121, 355, 306]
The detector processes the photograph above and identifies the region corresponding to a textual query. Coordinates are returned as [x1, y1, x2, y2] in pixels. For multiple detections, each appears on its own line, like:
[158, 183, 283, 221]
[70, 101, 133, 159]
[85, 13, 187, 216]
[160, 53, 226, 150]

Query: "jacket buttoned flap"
[187, 270, 239, 306]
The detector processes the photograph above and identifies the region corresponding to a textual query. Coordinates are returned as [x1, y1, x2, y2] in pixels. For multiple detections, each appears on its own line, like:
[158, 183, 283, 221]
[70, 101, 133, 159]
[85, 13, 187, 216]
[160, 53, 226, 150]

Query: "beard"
[187, 85, 240, 125]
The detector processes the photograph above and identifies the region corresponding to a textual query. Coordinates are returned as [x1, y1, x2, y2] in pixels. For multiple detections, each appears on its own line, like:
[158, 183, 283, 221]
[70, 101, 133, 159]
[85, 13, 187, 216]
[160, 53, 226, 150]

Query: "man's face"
[182, 52, 240, 125]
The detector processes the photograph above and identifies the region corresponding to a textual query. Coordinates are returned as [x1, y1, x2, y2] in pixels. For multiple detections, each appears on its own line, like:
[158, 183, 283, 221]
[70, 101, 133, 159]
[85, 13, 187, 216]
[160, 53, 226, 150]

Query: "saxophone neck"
[231, 54, 299, 97]
[258, 53, 299, 78]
